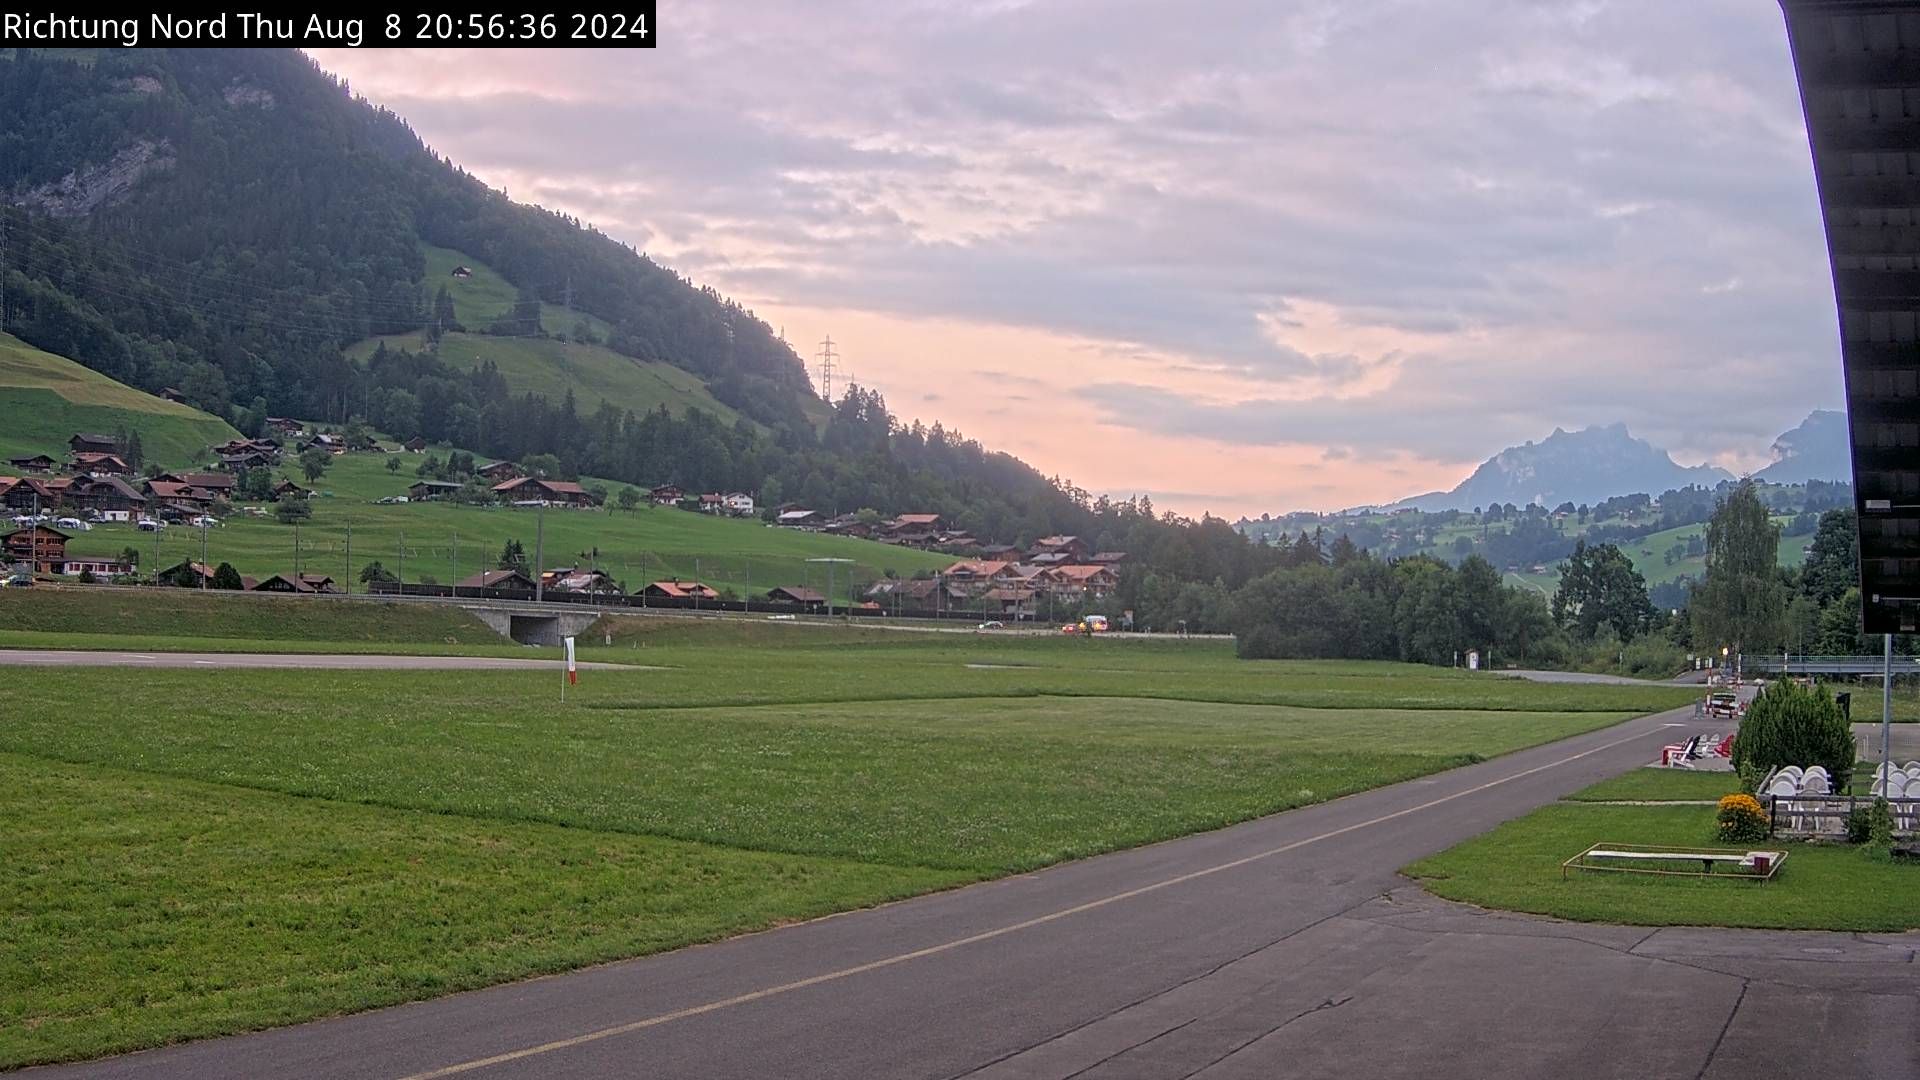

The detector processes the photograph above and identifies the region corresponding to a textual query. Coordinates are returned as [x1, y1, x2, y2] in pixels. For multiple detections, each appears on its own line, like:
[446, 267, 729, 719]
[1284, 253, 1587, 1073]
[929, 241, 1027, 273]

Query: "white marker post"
[563, 635, 577, 702]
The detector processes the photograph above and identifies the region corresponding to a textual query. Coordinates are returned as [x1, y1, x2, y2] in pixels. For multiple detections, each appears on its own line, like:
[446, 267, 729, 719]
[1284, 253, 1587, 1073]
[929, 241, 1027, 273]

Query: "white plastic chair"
[1777, 766, 1804, 783]
[1800, 773, 1830, 795]
[1766, 778, 1801, 830]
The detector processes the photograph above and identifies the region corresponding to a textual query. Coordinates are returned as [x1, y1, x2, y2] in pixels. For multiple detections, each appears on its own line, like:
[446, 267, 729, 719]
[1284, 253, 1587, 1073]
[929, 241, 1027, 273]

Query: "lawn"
[0, 634, 1694, 1067]
[52, 450, 954, 600]
[0, 332, 239, 466]
[1404, 778, 1920, 932]
[0, 586, 500, 644]
[1562, 768, 1740, 802]
[0, 752, 957, 1069]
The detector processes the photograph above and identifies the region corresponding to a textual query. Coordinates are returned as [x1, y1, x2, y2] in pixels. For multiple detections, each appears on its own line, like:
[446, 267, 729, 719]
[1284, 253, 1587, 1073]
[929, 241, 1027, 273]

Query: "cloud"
[306, 0, 1847, 512]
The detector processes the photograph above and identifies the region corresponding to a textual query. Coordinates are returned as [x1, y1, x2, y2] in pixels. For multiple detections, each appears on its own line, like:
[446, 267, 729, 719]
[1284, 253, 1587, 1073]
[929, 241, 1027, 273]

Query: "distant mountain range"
[1752, 409, 1850, 485]
[1363, 411, 1851, 514]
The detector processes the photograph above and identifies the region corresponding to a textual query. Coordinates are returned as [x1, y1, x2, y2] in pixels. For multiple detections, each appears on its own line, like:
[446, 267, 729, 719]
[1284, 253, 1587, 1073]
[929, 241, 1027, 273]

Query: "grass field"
[1504, 517, 1813, 595]
[341, 246, 743, 425]
[50, 450, 951, 600]
[0, 625, 1697, 1068]
[1404, 769, 1920, 932]
[0, 333, 239, 466]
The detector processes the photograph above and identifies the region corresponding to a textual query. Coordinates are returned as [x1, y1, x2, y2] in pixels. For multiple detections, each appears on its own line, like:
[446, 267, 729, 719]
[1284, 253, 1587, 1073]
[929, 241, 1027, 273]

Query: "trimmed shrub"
[1716, 793, 1769, 844]
[1729, 681, 1854, 789]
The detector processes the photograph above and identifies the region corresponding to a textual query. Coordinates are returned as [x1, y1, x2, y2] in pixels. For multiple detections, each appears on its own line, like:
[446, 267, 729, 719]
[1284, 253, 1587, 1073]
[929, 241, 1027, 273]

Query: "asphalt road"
[0, 650, 632, 670]
[28, 705, 1918, 1080]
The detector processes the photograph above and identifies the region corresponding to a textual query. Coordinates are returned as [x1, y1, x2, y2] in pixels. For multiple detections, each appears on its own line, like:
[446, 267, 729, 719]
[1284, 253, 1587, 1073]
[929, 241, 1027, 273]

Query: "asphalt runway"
[26, 704, 1918, 1080]
[0, 649, 634, 670]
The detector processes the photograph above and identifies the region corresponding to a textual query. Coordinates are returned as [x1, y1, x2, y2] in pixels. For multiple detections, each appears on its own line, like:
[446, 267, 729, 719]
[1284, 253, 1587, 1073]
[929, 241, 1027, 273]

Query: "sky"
[308, 0, 1846, 519]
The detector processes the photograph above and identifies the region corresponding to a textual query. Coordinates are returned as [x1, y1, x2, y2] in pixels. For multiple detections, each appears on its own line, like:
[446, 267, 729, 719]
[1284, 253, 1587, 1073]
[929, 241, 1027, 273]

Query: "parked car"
[1, 574, 32, 588]
[976, 620, 1005, 631]
[136, 518, 166, 531]
[1704, 691, 1741, 719]
[55, 517, 91, 531]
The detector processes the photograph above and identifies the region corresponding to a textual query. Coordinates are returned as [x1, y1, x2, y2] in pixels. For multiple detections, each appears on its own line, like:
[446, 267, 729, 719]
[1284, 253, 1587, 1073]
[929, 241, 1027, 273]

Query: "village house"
[407, 480, 462, 502]
[64, 476, 147, 522]
[159, 472, 238, 500]
[68, 452, 132, 476]
[450, 265, 474, 279]
[723, 492, 755, 517]
[643, 579, 720, 601]
[820, 513, 873, 538]
[477, 460, 522, 482]
[1041, 564, 1120, 597]
[540, 567, 622, 595]
[157, 561, 219, 588]
[882, 513, 945, 547]
[213, 437, 281, 459]
[60, 555, 134, 578]
[776, 508, 822, 529]
[252, 573, 339, 594]
[3, 525, 69, 572]
[7, 454, 56, 473]
[649, 483, 685, 506]
[1029, 535, 1090, 563]
[865, 576, 970, 610]
[941, 559, 1025, 593]
[144, 480, 214, 514]
[403, 437, 428, 453]
[697, 492, 726, 514]
[1088, 551, 1129, 566]
[456, 569, 537, 595]
[299, 433, 348, 455]
[69, 433, 118, 456]
[265, 417, 305, 437]
[218, 450, 276, 472]
[270, 479, 309, 501]
[492, 476, 597, 508]
[977, 543, 1020, 559]
[2, 476, 61, 512]
[160, 387, 188, 404]
[766, 585, 825, 607]
[980, 585, 1039, 618]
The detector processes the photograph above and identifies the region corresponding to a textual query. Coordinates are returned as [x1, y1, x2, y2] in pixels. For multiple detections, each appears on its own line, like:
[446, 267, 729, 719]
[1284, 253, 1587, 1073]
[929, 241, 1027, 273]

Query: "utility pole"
[533, 502, 545, 602]
[199, 514, 208, 590]
[1882, 633, 1894, 790]
[398, 528, 405, 588]
[345, 520, 352, 595]
[451, 531, 457, 589]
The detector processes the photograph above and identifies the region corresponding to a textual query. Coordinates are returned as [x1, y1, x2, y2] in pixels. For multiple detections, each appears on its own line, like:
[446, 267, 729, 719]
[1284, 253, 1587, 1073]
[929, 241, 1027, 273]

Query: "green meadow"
[0, 618, 1696, 1068]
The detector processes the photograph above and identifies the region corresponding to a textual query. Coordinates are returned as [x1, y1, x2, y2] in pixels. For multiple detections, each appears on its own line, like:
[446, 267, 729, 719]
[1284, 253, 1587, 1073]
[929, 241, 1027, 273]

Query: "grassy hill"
[0, 334, 239, 466]
[64, 449, 952, 602]
[1504, 517, 1814, 597]
[345, 248, 744, 424]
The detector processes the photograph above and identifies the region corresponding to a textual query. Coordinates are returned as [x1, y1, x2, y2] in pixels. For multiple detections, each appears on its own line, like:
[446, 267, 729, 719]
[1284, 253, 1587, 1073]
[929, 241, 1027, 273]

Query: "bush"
[1716, 793, 1769, 844]
[1864, 797, 1896, 858]
[1729, 681, 1854, 789]
[1846, 802, 1880, 845]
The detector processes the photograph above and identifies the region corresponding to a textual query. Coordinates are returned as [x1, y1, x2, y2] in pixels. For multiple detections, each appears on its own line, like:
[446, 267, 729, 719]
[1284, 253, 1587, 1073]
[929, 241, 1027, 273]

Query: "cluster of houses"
[642, 485, 755, 517]
[2, 466, 306, 525]
[771, 509, 982, 552]
[865, 535, 1127, 618]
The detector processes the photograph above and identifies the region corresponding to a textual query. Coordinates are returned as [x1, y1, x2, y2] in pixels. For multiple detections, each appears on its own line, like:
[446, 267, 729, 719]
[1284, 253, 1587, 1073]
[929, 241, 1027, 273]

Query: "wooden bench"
[1563, 843, 1785, 881]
